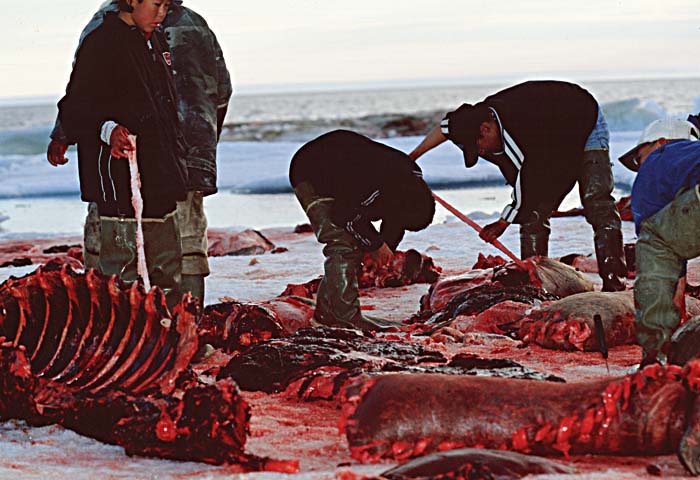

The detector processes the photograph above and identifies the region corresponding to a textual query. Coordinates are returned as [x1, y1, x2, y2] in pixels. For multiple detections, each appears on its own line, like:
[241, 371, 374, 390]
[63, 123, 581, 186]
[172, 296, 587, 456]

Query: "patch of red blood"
[155, 412, 178, 442]
[472, 253, 507, 270]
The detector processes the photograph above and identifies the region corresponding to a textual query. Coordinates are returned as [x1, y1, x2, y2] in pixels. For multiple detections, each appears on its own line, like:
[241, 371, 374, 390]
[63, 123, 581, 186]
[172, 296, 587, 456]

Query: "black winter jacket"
[52, 0, 232, 196]
[58, 13, 187, 218]
[442, 81, 599, 224]
[290, 130, 434, 251]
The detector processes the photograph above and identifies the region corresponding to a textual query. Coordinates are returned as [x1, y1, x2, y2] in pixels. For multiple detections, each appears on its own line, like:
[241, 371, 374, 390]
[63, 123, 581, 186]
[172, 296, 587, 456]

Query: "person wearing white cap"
[619, 118, 700, 366]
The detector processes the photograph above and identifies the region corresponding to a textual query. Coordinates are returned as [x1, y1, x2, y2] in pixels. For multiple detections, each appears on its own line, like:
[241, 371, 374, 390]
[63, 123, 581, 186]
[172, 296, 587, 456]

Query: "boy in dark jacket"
[410, 81, 627, 292]
[290, 130, 435, 331]
[618, 118, 700, 366]
[57, 0, 187, 308]
[48, 0, 231, 303]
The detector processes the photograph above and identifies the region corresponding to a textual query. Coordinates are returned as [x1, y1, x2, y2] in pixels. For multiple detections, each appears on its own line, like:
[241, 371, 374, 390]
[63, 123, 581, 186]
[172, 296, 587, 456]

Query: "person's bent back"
[290, 130, 435, 331]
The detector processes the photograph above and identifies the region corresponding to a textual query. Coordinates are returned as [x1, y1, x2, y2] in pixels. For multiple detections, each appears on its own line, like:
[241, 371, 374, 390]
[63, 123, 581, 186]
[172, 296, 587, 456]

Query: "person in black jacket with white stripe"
[410, 80, 627, 292]
[290, 130, 435, 331]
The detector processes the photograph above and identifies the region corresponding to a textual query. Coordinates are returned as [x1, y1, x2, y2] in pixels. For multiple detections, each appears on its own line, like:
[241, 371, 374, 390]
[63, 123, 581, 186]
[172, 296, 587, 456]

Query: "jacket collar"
[489, 106, 525, 169]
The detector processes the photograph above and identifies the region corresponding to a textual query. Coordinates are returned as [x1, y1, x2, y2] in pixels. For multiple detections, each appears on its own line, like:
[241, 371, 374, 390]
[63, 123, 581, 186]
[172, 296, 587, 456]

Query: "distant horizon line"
[2, 72, 699, 106]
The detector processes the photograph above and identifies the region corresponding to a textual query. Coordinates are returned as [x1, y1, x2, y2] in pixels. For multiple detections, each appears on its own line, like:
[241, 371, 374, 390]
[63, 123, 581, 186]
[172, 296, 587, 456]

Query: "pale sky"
[1, 0, 699, 99]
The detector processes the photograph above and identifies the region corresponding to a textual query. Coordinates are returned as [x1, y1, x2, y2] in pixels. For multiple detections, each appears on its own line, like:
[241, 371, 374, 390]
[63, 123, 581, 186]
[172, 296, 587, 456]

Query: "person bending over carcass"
[48, 0, 232, 304]
[289, 130, 435, 331]
[409, 80, 627, 292]
[57, 0, 188, 309]
[618, 118, 700, 366]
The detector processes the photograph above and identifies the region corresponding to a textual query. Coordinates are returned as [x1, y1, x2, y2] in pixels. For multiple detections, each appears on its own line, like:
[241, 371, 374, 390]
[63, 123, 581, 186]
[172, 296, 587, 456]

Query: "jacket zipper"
[98, 144, 107, 202]
[108, 154, 117, 201]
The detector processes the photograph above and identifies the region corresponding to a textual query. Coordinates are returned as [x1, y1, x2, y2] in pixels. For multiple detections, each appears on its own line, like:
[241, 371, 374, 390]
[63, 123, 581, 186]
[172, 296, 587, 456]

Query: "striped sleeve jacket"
[441, 81, 599, 224]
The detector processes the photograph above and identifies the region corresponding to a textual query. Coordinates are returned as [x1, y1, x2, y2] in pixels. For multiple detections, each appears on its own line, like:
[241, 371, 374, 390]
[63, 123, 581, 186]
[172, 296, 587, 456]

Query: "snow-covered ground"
[3, 215, 695, 480]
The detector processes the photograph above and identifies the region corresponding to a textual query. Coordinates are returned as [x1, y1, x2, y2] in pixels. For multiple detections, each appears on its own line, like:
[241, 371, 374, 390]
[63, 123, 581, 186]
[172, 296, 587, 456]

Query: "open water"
[0, 77, 698, 237]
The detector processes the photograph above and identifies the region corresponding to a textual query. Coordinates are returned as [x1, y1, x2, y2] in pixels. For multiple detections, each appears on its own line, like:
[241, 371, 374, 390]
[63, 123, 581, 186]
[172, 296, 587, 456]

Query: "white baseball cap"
[618, 118, 700, 171]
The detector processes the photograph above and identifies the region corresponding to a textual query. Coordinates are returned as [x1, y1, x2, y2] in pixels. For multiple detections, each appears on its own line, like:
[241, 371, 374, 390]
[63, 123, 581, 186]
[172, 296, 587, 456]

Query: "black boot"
[295, 182, 395, 332]
[519, 231, 549, 259]
[519, 212, 550, 260]
[181, 274, 205, 304]
[313, 250, 396, 332]
[594, 227, 628, 292]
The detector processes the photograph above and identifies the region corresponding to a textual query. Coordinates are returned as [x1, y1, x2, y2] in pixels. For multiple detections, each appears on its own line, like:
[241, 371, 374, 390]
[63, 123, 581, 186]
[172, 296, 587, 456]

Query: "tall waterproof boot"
[519, 212, 550, 259]
[519, 231, 549, 259]
[594, 226, 627, 292]
[99, 214, 183, 311]
[83, 202, 101, 270]
[294, 182, 395, 332]
[181, 274, 205, 304]
[314, 248, 396, 331]
[176, 191, 209, 306]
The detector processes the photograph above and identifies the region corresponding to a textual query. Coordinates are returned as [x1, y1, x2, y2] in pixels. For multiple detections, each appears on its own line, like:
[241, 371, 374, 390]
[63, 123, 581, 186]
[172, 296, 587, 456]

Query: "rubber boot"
[294, 182, 394, 332]
[594, 226, 627, 292]
[83, 202, 101, 270]
[181, 274, 205, 304]
[639, 348, 666, 369]
[99, 214, 182, 311]
[176, 191, 211, 302]
[519, 211, 550, 259]
[519, 231, 549, 259]
[314, 251, 396, 332]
